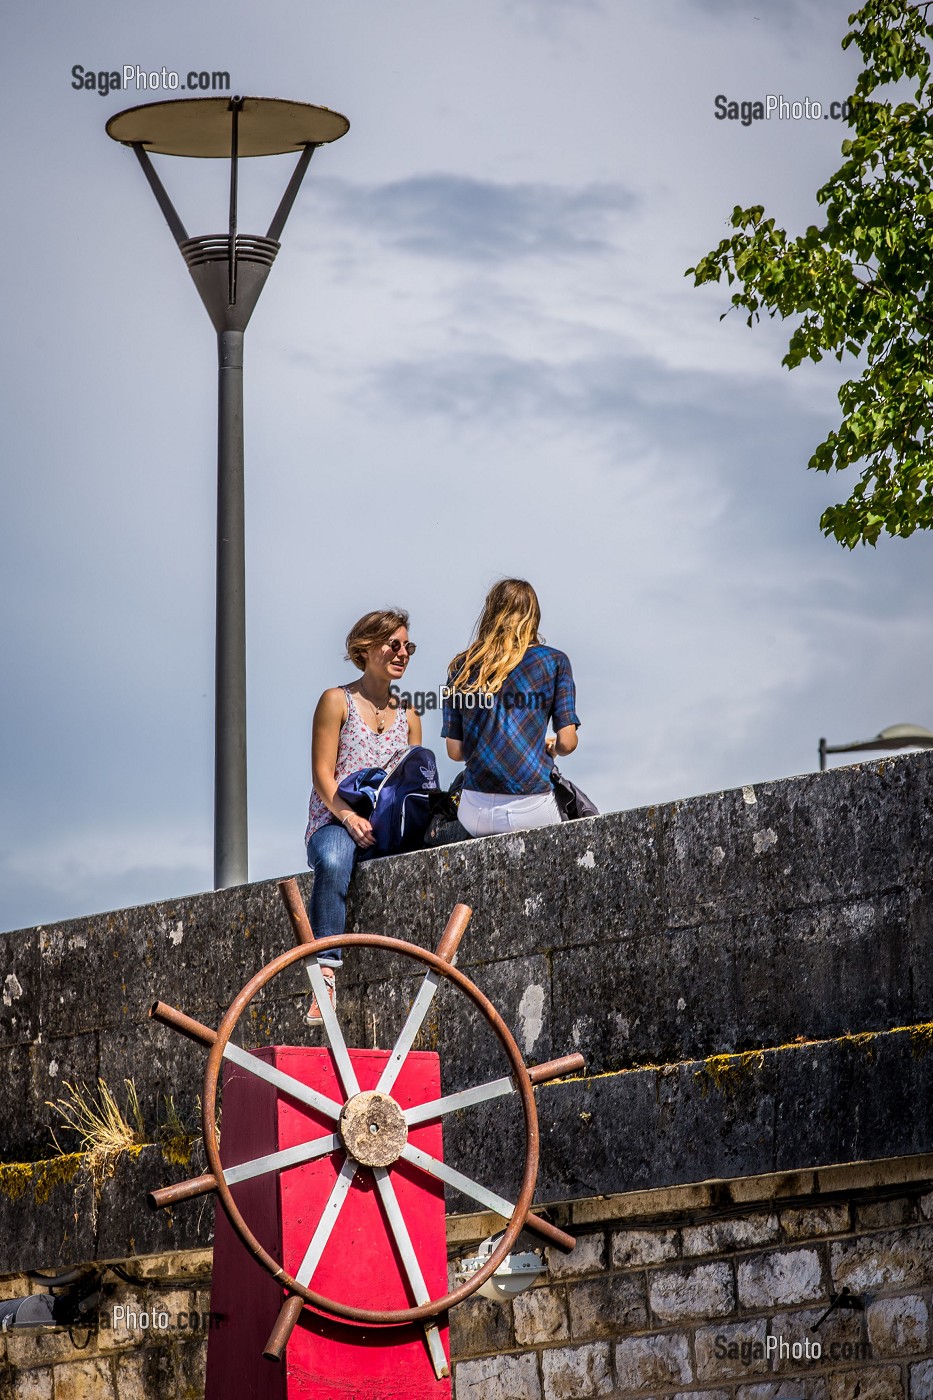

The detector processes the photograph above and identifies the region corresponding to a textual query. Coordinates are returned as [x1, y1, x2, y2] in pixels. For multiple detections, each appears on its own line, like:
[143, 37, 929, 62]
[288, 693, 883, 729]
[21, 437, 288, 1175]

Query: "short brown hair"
[345, 609, 410, 671]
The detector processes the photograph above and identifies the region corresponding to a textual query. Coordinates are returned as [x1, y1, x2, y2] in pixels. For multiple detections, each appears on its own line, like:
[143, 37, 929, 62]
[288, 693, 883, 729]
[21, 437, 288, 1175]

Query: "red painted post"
[205, 1046, 450, 1399]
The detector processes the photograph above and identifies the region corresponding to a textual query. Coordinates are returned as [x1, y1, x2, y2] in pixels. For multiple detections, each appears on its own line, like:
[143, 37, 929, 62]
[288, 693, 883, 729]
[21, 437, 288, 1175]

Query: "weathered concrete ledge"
[3, 1020, 932, 1277]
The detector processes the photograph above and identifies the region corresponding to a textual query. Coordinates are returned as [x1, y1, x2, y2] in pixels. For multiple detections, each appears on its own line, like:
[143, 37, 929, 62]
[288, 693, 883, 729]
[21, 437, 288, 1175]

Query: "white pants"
[458, 789, 562, 837]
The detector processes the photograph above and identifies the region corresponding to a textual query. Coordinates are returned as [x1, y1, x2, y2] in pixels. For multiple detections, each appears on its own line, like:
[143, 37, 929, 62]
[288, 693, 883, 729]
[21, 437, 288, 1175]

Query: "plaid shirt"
[441, 645, 580, 795]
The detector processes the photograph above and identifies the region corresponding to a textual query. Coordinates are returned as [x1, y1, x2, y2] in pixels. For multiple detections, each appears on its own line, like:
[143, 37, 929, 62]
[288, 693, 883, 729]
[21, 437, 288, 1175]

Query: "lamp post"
[106, 97, 349, 889]
[818, 723, 933, 771]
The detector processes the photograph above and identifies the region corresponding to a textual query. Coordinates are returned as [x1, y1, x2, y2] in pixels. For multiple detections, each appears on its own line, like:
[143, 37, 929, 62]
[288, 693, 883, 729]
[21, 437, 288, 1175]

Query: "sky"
[3, 0, 932, 934]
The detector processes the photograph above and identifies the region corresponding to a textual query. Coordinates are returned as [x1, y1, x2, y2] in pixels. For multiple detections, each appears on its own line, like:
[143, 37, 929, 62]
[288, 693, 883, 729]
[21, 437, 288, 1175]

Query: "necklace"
[357, 685, 389, 733]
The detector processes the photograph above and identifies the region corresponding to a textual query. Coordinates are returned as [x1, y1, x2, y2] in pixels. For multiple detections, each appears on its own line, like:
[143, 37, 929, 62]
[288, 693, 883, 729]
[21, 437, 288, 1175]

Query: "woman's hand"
[341, 813, 376, 849]
[548, 725, 578, 758]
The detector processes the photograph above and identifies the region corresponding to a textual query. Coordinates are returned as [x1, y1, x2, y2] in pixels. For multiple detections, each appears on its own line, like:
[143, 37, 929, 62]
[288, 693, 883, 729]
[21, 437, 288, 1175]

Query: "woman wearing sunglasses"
[442, 579, 579, 836]
[304, 609, 421, 1019]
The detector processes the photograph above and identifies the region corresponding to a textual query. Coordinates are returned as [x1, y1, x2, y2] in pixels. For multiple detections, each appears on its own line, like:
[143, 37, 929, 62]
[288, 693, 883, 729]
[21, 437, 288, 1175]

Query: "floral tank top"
[305, 686, 410, 842]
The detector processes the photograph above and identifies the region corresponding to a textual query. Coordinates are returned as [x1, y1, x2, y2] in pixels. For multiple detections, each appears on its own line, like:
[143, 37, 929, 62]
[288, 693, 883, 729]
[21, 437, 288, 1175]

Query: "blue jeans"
[306, 822, 358, 968]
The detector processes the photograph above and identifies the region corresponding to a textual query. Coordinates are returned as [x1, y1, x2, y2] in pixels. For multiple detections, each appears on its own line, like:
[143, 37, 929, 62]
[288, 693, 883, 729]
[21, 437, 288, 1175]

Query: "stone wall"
[7, 1158, 933, 1398]
[1, 750, 931, 1275]
[1, 751, 932, 1395]
[0, 1252, 211, 1400]
[449, 1161, 933, 1400]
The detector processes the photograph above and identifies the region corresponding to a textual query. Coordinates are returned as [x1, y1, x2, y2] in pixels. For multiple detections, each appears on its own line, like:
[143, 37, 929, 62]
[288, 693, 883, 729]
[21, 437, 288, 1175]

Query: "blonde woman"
[304, 608, 421, 1018]
[442, 579, 579, 837]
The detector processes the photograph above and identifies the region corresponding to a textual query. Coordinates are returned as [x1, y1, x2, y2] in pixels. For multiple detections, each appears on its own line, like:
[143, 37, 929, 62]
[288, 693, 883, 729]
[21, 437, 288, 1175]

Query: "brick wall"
[450, 1183, 933, 1400]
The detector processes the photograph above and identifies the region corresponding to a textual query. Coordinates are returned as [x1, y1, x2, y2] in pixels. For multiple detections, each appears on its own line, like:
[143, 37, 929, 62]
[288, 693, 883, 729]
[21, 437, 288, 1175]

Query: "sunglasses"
[385, 638, 416, 656]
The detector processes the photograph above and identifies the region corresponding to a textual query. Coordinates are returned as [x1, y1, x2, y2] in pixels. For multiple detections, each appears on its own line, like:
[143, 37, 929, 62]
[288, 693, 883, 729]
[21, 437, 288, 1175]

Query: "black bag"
[550, 766, 598, 821]
[423, 777, 470, 847]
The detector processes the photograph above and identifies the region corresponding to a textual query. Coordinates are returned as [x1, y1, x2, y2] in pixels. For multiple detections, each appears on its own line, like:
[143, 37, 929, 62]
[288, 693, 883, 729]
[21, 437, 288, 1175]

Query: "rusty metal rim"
[202, 933, 539, 1325]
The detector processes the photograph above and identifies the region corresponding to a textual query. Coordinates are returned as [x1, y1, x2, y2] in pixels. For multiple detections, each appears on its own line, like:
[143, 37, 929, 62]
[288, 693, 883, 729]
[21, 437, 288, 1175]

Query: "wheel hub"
[339, 1090, 408, 1167]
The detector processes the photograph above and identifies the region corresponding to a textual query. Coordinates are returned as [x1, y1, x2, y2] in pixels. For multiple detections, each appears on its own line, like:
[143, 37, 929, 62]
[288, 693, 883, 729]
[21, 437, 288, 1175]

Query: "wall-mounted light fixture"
[455, 1233, 545, 1302]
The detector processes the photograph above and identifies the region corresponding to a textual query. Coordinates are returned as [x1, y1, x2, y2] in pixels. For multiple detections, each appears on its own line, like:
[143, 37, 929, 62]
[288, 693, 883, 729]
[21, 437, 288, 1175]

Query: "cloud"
[680, 0, 810, 25]
[310, 175, 637, 264]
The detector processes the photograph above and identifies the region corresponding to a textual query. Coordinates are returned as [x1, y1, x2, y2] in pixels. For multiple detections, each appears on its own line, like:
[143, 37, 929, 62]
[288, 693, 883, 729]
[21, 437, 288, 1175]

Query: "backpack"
[336, 746, 440, 860]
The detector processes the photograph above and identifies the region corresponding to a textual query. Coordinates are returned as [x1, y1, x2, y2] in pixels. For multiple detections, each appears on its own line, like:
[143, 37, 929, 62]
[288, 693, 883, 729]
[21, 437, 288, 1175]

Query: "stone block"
[575, 1183, 714, 1224]
[5, 1329, 98, 1371]
[649, 1262, 734, 1323]
[919, 1193, 933, 1222]
[9, 1370, 53, 1400]
[611, 1228, 679, 1268]
[0, 927, 40, 1050]
[780, 1204, 850, 1240]
[513, 1287, 569, 1346]
[111, 1353, 147, 1400]
[831, 1228, 933, 1292]
[695, 1320, 769, 1382]
[909, 1359, 933, 1398]
[858, 1199, 916, 1230]
[121, 1250, 212, 1281]
[737, 1384, 827, 1400]
[436, 952, 554, 1091]
[674, 1393, 730, 1400]
[682, 1214, 779, 1257]
[768, 1303, 863, 1357]
[454, 1353, 542, 1400]
[615, 1333, 693, 1392]
[545, 1233, 605, 1279]
[104, 1290, 162, 1347]
[867, 1295, 930, 1357]
[735, 892, 913, 1050]
[567, 1273, 648, 1339]
[541, 1342, 613, 1399]
[174, 1339, 208, 1400]
[140, 1348, 177, 1396]
[828, 1366, 905, 1400]
[449, 1293, 514, 1359]
[737, 1248, 825, 1308]
[553, 913, 741, 1070]
[49, 1360, 114, 1400]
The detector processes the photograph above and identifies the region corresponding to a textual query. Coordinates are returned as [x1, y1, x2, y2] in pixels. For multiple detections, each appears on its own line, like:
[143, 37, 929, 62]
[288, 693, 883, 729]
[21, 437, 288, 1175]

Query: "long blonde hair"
[450, 579, 541, 695]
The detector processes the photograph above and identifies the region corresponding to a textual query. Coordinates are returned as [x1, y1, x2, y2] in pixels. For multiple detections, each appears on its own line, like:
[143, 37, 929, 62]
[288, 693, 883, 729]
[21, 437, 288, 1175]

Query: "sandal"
[306, 966, 337, 1024]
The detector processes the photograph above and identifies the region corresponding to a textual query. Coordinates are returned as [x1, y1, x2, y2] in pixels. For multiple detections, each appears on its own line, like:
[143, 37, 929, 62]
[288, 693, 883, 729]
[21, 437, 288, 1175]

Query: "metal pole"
[818, 738, 827, 772]
[215, 328, 248, 887]
[227, 98, 242, 306]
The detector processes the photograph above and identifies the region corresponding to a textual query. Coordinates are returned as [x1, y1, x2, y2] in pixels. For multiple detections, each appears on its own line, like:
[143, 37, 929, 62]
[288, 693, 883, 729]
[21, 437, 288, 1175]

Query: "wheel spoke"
[376, 969, 443, 1096]
[371, 1166, 430, 1303]
[304, 958, 361, 1100]
[404, 1075, 515, 1127]
[372, 1167, 449, 1380]
[294, 1155, 358, 1288]
[399, 1142, 515, 1219]
[223, 1043, 343, 1121]
[224, 1132, 340, 1186]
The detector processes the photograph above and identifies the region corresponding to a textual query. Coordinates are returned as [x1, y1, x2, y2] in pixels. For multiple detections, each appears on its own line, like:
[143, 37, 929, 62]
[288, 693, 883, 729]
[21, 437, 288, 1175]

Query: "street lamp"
[818, 723, 933, 772]
[106, 96, 349, 889]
